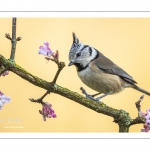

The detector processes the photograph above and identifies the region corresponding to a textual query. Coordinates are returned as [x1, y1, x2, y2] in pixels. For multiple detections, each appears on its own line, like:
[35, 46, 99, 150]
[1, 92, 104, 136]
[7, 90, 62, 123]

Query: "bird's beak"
[68, 61, 74, 66]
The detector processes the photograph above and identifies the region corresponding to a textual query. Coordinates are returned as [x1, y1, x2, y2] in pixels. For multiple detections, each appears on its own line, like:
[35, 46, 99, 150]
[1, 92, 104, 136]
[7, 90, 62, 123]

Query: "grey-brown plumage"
[68, 33, 150, 99]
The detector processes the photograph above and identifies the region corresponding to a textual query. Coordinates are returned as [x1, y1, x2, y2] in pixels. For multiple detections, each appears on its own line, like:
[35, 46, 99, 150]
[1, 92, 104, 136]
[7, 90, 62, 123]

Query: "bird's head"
[68, 32, 97, 70]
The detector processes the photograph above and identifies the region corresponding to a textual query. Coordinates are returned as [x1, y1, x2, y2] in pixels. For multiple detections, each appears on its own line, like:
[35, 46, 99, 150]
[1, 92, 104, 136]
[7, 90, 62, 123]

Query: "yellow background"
[0, 18, 150, 132]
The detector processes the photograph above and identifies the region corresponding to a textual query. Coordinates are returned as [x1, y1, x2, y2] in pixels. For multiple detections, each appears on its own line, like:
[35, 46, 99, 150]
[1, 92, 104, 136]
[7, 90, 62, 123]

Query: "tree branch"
[130, 116, 145, 126]
[0, 54, 145, 132]
[0, 54, 120, 116]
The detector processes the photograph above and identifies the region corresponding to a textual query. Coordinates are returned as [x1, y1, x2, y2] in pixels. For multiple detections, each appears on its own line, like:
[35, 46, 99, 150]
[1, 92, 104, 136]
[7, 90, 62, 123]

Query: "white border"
[0, 0, 150, 12]
[0, 133, 149, 138]
[1, 12, 150, 18]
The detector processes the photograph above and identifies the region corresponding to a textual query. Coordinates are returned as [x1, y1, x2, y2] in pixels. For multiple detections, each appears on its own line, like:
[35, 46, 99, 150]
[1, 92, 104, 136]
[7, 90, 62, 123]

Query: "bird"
[68, 32, 150, 101]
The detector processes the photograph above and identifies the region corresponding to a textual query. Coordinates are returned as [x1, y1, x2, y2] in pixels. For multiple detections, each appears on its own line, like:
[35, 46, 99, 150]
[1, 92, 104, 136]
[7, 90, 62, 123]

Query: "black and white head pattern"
[69, 32, 82, 61]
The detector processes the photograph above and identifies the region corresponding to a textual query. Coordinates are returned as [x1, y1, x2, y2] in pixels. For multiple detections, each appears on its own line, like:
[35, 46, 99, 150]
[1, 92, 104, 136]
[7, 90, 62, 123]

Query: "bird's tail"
[132, 85, 150, 96]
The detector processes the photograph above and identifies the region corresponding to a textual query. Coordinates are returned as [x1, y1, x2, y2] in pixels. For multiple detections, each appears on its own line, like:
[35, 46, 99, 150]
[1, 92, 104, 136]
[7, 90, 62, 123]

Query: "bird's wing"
[94, 50, 137, 84]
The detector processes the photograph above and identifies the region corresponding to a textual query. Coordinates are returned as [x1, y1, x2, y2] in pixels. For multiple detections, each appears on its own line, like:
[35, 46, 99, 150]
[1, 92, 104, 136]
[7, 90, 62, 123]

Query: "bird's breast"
[77, 63, 126, 94]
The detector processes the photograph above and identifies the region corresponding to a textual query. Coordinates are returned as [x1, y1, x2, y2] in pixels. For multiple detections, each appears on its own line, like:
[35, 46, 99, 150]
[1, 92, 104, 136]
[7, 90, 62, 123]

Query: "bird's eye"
[89, 47, 92, 56]
[76, 52, 81, 57]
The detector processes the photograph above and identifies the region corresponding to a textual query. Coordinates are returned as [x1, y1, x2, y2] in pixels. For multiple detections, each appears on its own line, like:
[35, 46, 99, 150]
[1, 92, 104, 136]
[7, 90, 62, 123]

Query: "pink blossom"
[38, 42, 54, 57]
[39, 102, 56, 121]
[140, 108, 150, 132]
[1, 70, 9, 76]
[0, 91, 11, 110]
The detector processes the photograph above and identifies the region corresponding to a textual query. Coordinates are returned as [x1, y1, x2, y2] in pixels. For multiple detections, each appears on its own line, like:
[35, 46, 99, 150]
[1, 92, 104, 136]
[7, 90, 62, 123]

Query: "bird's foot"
[95, 91, 112, 101]
[80, 87, 101, 101]
[80, 87, 112, 101]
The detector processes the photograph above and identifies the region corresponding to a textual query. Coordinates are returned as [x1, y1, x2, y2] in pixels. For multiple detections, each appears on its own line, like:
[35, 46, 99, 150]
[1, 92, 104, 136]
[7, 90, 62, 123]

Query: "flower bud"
[16, 36, 22, 41]
[5, 33, 12, 40]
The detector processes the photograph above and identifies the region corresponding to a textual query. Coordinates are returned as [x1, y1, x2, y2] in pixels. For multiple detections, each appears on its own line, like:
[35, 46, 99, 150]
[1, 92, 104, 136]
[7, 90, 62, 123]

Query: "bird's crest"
[69, 32, 81, 60]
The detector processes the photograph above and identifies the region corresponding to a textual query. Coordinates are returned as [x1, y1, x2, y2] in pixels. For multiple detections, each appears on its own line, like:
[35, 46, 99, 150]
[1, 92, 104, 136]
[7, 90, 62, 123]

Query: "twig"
[52, 62, 65, 83]
[29, 89, 51, 104]
[135, 94, 144, 112]
[29, 61, 65, 104]
[10, 18, 17, 61]
[129, 94, 146, 126]
[29, 98, 45, 105]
